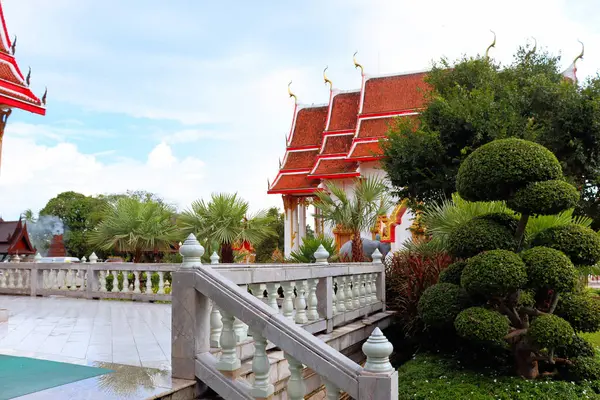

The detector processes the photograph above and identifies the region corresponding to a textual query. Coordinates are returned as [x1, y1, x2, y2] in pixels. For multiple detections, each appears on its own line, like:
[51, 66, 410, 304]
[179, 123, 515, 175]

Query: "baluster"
[77, 270, 84, 291]
[111, 271, 118, 292]
[266, 282, 279, 312]
[99, 271, 107, 292]
[282, 281, 295, 320]
[0, 271, 7, 288]
[24, 270, 30, 288]
[50, 270, 59, 289]
[133, 271, 141, 293]
[332, 278, 338, 315]
[373, 273, 380, 302]
[359, 274, 367, 308]
[364, 273, 371, 303]
[285, 353, 306, 400]
[70, 269, 78, 290]
[324, 379, 340, 400]
[336, 277, 346, 313]
[157, 271, 165, 294]
[352, 275, 361, 310]
[250, 331, 274, 398]
[306, 278, 319, 321]
[248, 283, 263, 337]
[16, 269, 23, 288]
[42, 270, 48, 289]
[58, 269, 66, 289]
[122, 270, 130, 293]
[369, 273, 376, 303]
[294, 281, 308, 324]
[210, 303, 223, 348]
[344, 276, 353, 311]
[216, 309, 241, 372]
[81, 271, 87, 291]
[7, 269, 15, 288]
[233, 285, 248, 342]
[145, 271, 153, 294]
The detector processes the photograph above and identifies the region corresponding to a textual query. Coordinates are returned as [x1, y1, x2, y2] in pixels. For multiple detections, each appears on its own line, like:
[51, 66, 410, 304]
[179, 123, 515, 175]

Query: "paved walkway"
[0, 295, 171, 370]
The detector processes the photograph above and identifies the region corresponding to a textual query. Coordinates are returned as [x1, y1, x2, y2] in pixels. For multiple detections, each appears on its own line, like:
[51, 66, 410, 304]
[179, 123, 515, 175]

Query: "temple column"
[283, 196, 293, 258]
[298, 198, 307, 247]
[0, 108, 12, 172]
[291, 199, 299, 252]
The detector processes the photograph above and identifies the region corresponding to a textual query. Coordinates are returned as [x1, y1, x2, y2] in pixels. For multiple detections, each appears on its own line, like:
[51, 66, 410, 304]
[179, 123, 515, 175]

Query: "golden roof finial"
[41, 87, 47, 106]
[574, 39, 584, 65]
[485, 30, 496, 59]
[323, 66, 332, 89]
[267, 178, 271, 189]
[353, 51, 364, 75]
[287, 80, 297, 103]
[525, 37, 537, 61]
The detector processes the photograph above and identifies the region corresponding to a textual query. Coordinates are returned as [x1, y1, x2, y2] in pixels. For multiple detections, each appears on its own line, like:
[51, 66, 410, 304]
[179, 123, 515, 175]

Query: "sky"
[0, 0, 598, 219]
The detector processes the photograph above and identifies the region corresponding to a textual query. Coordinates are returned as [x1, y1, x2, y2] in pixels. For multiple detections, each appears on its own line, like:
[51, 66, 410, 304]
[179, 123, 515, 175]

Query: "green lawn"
[398, 354, 600, 400]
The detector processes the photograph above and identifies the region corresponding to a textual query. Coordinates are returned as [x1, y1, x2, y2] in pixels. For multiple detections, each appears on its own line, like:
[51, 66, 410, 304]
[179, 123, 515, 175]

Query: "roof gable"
[361, 72, 428, 115]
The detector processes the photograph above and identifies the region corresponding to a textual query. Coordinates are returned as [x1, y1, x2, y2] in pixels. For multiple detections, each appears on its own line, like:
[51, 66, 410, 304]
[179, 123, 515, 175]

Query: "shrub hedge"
[527, 314, 574, 349]
[556, 294, 600, 333]
[531, 224, 600, 267]
[418, 283, 468, 329]
[461, 250, 527, 297]
[454, 307, 510, 345]
[520, 246, 578, 293]
[448, 218, 517, 259]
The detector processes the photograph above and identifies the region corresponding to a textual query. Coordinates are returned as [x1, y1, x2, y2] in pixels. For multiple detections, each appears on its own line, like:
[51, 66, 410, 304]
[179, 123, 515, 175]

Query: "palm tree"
[178, 193, 276, 263]
[21, 209, 36, 223]
[88, 197, 180, 262]
[313, 176, 392, 262]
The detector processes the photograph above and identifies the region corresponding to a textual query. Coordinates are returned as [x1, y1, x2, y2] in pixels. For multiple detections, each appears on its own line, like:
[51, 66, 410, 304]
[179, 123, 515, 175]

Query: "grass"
[398, 354, 600, 400]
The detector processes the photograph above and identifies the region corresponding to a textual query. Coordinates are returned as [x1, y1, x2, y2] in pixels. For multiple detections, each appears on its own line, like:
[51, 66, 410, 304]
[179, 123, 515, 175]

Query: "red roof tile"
[327, 92, 360, 131]
[281, 150, 319, 170]
[347, 141, 385, 160]
[356, 117, 396, 139]
[361, 72, 428, 115]
[309, 158, 359, 178]
[268, 173, 320, 194]
[288, 106, 328, 148]
[321, 134, 353, 155]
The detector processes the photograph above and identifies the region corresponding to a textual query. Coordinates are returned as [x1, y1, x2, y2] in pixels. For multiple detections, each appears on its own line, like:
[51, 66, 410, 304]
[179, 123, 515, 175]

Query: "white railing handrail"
[193, 263, 363, 398]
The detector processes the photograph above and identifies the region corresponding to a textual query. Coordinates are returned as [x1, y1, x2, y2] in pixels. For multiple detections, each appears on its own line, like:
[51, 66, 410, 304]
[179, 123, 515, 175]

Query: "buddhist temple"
[0, 2, 47, 170]
[47, 234, 67, 257]
[0, 218, 36, 261]
[268, 57, 429, 257]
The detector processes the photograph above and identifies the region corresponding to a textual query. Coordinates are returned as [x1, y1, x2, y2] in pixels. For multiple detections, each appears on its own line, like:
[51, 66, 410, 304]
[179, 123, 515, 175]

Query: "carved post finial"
[89, 252, 98, 263]
[34, 252, 42, 263]
[314, 244, 329, 264]
[210, 251, 220, 265]
[371, 248, 383, 264]
[362, 327, 394, 373]
[179, 233, 204, 268]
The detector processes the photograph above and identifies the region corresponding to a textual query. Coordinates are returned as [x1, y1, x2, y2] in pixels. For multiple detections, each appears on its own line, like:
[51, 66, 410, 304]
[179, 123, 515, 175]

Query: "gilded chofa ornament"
[353, 51, 364, 75]
[10, 35, 16, 55]
[574, 39, 585, 66]
[485, 30, 496, 59]
[42, 87, 47, 106]
[323, 66, 332, 89]
[287, 80, 297, 103]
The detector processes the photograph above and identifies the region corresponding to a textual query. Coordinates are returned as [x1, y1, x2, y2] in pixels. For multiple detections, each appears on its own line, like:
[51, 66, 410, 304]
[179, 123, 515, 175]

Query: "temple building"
[268, 56, 429, 257]
[0, 218, 36, 261]
[0, 2, 47, 170]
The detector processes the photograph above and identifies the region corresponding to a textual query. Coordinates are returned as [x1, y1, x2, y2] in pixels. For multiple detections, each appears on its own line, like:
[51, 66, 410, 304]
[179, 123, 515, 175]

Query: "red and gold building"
[0, 218, 36, 260]
[0, 2, 47, 170]
[268, 58, 429, 257]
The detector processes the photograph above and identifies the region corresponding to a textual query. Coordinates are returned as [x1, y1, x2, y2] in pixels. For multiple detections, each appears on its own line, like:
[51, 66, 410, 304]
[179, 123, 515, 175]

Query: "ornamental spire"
[574, 39, 584, 66]
[323, 66, 332, 89]
[10, 35, 16, 55]
[353, 51, 364, 75]
[485, 30, 496, 59]
[42, 87, 47, 106]
[25, 67, 31, 86]
[287, 81, 297, 104]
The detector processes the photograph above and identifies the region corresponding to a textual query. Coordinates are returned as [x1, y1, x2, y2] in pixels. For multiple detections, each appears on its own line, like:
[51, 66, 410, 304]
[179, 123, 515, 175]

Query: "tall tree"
[313, 177, 392, 262]
[88, 196, 179, 262]
[178, 193, 276, 263]
[382, 45, 600, 225]
[254, 207, 285, 263]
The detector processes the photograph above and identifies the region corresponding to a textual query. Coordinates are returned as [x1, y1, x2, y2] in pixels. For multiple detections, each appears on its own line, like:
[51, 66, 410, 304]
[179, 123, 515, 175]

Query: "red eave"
[268, 172, 320, 194]
[0, 91, 45, 115]
[346, 140, 386, 161]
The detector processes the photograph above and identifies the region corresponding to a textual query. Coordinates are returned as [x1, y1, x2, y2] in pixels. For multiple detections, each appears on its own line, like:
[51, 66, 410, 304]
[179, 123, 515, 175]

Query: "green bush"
[556, 294, 600, 333]
[518, 290, 536, 308]
[531, 224, 600, 267]
[520, 246, 578, 293]
[507, 180, 580, 216]
[454, 307, 510, 344]
[438, 261, 466, 285]
[461, 250, 527, 297]
[555, 335, 596, 359]
[456, 138, 562, 202]
[474, 212, 520, 231]
[528, 314, 574, 349]
[448, 218, 517, 259]
[418, 283, 468, 329]
[566, 357, 600, 382]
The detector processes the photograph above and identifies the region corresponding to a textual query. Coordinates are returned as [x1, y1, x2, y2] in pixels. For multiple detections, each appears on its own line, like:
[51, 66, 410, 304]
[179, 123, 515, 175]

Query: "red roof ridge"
[363, 69, 429, 82]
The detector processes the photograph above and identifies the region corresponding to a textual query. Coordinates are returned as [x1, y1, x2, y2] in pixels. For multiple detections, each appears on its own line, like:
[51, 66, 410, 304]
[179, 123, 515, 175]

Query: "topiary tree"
[418, 138, 600, 380]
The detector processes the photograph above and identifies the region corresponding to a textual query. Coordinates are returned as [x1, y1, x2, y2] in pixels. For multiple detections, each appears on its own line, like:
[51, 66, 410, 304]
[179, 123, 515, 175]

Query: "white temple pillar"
[291, 200, 299, 252]
[283, 196, 293, 258]
[298, 199, 307, 247]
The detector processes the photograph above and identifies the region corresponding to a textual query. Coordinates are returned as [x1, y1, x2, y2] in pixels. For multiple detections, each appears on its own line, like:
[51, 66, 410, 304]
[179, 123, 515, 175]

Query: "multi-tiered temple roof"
[268, 68, 429, 195]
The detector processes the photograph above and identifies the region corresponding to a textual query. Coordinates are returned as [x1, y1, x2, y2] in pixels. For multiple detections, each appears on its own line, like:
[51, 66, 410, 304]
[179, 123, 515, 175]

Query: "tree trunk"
[221, 242, 234, 264]
[133, 249, 143, 263]
[515, 343, 539, 379]
[351, 233, 364, 263]
[515, 214, 530, 252]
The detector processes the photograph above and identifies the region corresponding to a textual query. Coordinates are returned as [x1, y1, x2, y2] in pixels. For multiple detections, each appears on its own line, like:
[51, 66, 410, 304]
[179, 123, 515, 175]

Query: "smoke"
[27, 215, 65, 256]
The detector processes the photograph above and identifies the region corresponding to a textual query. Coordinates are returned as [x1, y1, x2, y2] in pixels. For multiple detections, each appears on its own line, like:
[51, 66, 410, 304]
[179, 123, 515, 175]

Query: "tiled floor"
[0, 295, 171, 369]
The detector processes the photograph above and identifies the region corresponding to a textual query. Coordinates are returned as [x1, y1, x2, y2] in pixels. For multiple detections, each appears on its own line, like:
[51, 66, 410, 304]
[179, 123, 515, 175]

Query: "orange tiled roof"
[288, 106, 328, 148]
[327, 91, 360, 131]
[321, 134, 353, 155]
[361, 72, 428, 115]
[347, 140, 385, 161]
[309, 158, 359, 179]
[281, 149, 320, 170]
[268, 173, 320, 194]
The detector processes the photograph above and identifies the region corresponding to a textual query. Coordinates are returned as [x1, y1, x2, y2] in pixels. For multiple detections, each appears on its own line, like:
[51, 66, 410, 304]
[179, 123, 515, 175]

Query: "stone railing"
[173, 234, 397, 399]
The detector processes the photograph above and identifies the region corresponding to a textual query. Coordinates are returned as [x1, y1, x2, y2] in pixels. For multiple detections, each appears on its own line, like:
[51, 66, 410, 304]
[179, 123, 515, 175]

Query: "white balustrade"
[266, 282, 279, 312]
[324, 379, 340, 400]
[282, 281, 295, 320]
[216, 309, 241, 372]
[294, 281, 308, 324]
[285, 353, 306, 400]
[133, 271, 141, 293]
[250, 331, 274, 398]
[359, 274, 367, 307]
[307, 278, 319, 321]
[332, 278, 338, 314]
[344, 276, 353, 311]
[336, 277, 346, 313]
[122, 271, 129, 293]
[352, 275, 361, 310]
[210, 303, 223, 348]
[157, 271, 165, 294]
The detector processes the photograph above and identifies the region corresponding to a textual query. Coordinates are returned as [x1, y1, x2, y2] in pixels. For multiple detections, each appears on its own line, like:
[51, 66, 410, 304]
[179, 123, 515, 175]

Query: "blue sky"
[0, 0, 598, 219]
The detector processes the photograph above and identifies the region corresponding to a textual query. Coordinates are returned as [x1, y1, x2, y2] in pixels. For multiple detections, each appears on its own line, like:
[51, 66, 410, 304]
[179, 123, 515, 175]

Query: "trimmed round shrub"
[518, 290, 536, 308]
[520, 246, 578, 293]
[454, 307, 510, 344]
[418, 283, 468, 329]
[528, 314, 574, 349]
[439, 261, 467, 285]
[556, 335, 596, 359]
[507, 180, 580, 216]
[461, 250, 527, 297]
[474, 212, 520, 232]
[448, 218, 517, 259]
[456, 138, 562, 202]
[556, 294, 600, 333]
[531, 224, 600, 267]
[566, 357, 600, 382]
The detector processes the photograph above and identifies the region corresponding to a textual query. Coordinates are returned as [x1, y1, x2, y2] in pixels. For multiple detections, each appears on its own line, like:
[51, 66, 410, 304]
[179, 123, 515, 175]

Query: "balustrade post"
[133, 271, 141, 293]
[98, 271, 107, 292]
[85, 266, 95, 298]
[358, 327, 398, 399]
[336, 277, 346, 313]
[15, 269, 23, 289]
[359, 274, 367, 308]
[317, 276, 333, 332]
[233, 284, 248, 342]
[216, 309, 241, 373]
[285, 353, 306, 400]
[250, 331, 274, 399]
[307, 278, 319, 321]
[294, 281, 308, 324]
[344, 276, 353, 310]
[352, 274, 361, 310]
[281, 281, 295, 320]
[0, 271, 6, 288]
[376, 272, 385, 309]
[210, 302, 222, 348]
[210, 251, 220, 265]
[7, 270, 15, 288]
[157, 271, 165, 294]
[111, 271, 118, 292]
[171, 234, 210, 381]
[122, 270, 130, 293]
[266, 282, 279, 312]
[29, 268, 38, 297]
[145, 271, 153, 294]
